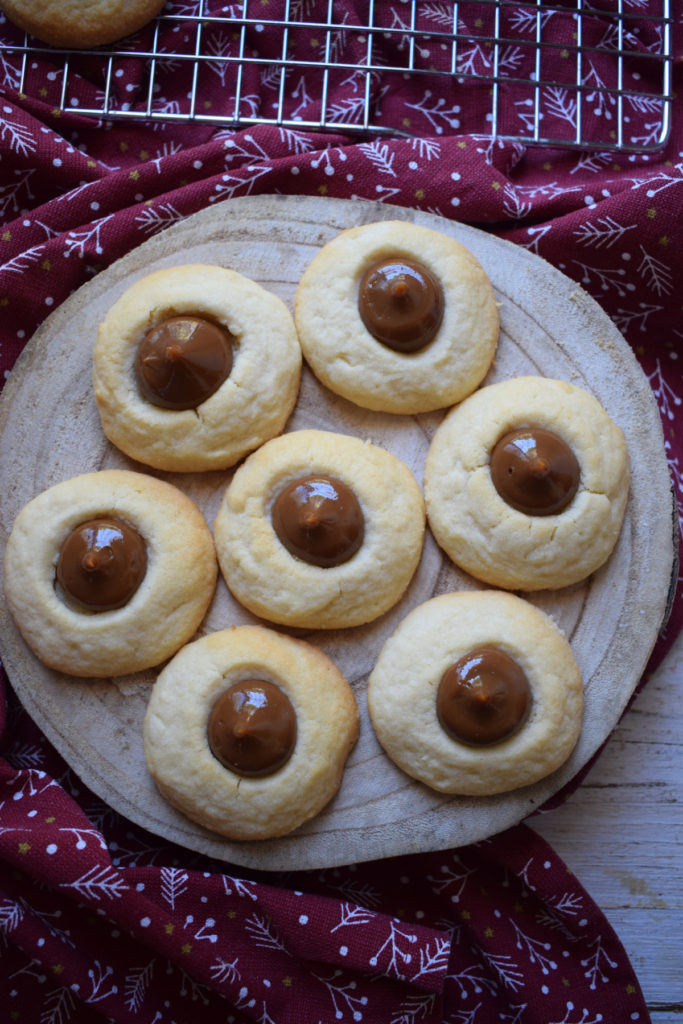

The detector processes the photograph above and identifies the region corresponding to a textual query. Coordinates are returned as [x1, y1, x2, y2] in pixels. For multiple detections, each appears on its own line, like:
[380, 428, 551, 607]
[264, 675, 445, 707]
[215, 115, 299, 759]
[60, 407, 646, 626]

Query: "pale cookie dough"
[93, 264, 301, 472]
[368, 591, 583, 795]
[294, 220, 499, 414]
[143, 625, 359, 841]
[214, 429, 426, 629]
[0, 0, 165, 48]
[424, 376, 630, 590]
[3, 470, 217, 677]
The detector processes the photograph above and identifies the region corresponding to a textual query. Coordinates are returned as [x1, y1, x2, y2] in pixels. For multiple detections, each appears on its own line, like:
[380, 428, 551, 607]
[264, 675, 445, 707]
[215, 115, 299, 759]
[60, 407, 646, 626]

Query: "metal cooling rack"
[0, 0, 674, 152]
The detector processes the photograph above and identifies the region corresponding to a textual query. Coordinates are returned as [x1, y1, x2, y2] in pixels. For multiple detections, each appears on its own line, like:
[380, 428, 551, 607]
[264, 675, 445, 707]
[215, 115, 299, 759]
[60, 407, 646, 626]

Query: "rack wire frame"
[1, 0, 674, 153]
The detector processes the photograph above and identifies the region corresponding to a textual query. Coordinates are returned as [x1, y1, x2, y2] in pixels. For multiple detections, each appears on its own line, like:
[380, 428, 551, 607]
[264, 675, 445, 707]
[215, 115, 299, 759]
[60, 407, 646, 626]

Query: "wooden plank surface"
[533, 628, 683, 1020]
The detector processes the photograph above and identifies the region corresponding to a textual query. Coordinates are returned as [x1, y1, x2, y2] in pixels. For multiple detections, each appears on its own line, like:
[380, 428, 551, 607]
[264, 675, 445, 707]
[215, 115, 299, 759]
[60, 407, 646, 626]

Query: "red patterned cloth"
[1, 3, 681, 1022]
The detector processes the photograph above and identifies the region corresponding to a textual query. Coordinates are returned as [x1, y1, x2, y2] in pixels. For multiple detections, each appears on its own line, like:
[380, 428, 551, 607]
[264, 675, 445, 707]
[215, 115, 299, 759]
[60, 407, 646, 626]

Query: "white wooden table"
[533, 627, 683, 1022]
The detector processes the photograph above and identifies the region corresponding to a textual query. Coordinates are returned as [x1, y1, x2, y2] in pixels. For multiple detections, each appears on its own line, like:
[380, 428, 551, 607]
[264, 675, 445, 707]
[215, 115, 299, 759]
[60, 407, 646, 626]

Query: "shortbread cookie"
[294, 220, 499, 414]
[424, 376, 630, 590]
[214, 429, 425, 629]
[367, 591, 583, 795]
[0, 0, 165, 48]
[93, 264, 301, 472]
[143, 626, 359, 840]
[3, 470, 217, 677]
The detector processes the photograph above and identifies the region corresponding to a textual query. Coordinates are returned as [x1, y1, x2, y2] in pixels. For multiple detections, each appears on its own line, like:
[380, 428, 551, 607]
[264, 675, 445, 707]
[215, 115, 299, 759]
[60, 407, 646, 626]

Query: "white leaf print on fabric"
[63, 215, 116, 258]
[447, 963, 498, 999]
[0, 49, 21, 91]
[573, 216, 638, 248]
[222, 874, 258, 901]
[427, 856, 475, 903]
[358, 141, 397, 176]
[245, 912, 290, 954]
[502, 184, 532, 220]
[150, 141, 184, 173]
[573, 259, 635, 297]
[58, 827, 107, 851]
[648, 359, 682, 421]
[414, 936, 450, 978]
[409, 136, 441, 162]
[325, 94, 367, 125]
[478, 951, 525, 993]
[626, 162, 683, 196]
[124, 959, 155, 1013]
[3, 740, 46, 766]
[510, 919, 558, 975]
[580, 936, 618, 990]
[59, 865, 129, 901]
[183, 915, 218, 943]
[314, 969, 369, 1021]
[178, 966, 212, 1004]
[330, 902, 376, 932]
[0, 169, 36, 220]
[390, 991, 438, 1024]
[160, 866, 188, 909]
[85, 960, 117, 1003]
[543, 87, 577, 129]
[209, 166, 271, 203]
[0, 245, 45, 276]
[369, 919, 419, 979]
[548, 1002, 606, 1024]
[0, 897, 23, 935]
[405, 92, 461, 134]
[41, 985, 77, 1024]
[277, 127, 317, 154]
[135, 202, 185, 236]
[11, 769, 60, 801]
[0, 112, 36, 157]
[569, 152, 613, 176]
[210, 954, 240, 984]
[612, 301, 662, 335]
[335, 879, 382, 909]
[637, 244, 673, 295]
[519, 223, 553, 255]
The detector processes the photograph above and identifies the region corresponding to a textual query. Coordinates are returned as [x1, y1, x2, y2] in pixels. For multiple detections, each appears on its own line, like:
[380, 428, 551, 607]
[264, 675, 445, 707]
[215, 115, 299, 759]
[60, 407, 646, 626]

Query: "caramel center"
[56, 517, 147, 611]
[208, 680, 297, 777]
[490, 427, 580, 516]
[271, 474, 364, 567]
[136, 314, 233, 410]
[358, 257, 444, 353]
[437, 647, 531, 746]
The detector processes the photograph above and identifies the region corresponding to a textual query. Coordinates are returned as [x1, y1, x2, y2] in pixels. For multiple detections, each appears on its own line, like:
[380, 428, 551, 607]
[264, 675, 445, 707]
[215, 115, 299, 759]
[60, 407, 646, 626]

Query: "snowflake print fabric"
[1, 2, 682, 1022]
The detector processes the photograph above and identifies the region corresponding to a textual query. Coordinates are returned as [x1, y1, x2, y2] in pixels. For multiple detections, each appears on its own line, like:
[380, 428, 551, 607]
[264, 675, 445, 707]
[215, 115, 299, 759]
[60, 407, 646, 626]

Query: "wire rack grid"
[0, 0, 674, 153]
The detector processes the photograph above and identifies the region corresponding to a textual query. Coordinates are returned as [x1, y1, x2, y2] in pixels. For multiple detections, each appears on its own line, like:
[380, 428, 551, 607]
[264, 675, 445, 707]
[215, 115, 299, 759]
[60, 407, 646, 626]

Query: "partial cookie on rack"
[367, 591, 583, 796]
[214, 429, 426, 629]
[143, 625, 359, 841]
[294, 220, 499, 414]
[424, 376, 630, 591]
[0, 0, 166, 48]
[3, 470, 217, 677]
[93, 264, 301, 472]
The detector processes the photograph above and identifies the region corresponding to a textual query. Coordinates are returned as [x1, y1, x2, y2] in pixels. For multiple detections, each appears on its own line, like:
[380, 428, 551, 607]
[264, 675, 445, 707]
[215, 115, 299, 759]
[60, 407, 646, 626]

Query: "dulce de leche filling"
[358, 257, 444, 353]
[490, 426, 580, 516]
[207, 680, 297, 777]
[56, 517, 147, 611]
[271, 474, 364, 568]
[437, 647, 531, 746]
[136, 314, 234, 410]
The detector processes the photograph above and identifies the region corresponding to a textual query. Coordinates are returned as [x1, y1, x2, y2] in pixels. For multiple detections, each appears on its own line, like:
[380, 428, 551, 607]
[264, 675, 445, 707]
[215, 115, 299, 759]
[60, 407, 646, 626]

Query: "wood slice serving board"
[0, 195, 676, 872]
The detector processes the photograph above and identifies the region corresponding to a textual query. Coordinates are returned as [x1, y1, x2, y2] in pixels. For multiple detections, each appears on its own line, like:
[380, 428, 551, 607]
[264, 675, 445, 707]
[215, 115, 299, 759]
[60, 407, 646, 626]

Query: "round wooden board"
[0, 195, 676, 871]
